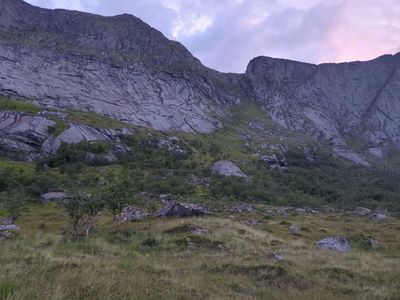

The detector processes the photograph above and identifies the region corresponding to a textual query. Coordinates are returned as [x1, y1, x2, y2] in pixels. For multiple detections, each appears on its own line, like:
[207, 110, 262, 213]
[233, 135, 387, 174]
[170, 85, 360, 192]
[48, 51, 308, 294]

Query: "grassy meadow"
[1, 203, 399, 300]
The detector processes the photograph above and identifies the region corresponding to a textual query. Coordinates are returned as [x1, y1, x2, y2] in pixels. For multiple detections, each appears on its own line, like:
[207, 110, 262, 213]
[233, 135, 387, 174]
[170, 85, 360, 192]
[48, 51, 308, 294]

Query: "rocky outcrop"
[0, 110, 54, 160]
[211, 161, 248, 178]
[0, 110, 133, 160]
[155, 202, 209, 218]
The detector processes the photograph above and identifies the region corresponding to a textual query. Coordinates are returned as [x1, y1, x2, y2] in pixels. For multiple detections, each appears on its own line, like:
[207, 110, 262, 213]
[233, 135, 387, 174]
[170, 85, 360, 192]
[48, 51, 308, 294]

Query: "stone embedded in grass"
[276, 207, 288, 217]
[368, 238, 379, 250]
[230, 203, 257, 213]
[370, 213, 386, 221]
[211, 160, 248, 178]
[164, 224, 209, 235]
[243, 219, 258, 226]
[0, 224, 20, 241]
[176, 235, 224, 250]
[289, 224, 301, 234]
[155, 202, 209, 218]
[316, 237, 351, 252]
[353, 207, 372, 217]
[115, 206, 147, 223]
[270, 252, 284, 261]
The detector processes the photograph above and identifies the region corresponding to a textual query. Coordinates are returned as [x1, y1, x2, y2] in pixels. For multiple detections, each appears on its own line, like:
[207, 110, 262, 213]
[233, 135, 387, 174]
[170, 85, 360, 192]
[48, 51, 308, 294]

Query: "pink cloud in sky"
[25, 0, 400, 72]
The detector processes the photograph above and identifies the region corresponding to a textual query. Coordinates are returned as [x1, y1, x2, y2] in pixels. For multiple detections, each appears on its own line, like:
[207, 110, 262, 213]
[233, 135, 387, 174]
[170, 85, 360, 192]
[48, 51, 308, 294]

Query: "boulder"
[155, 202, 209, 218]
[354, 207, 372, 217]
[316, 237, 351, 252]
[371, 213, 386, 220]
[211, 160, 247, 178]
[41, 192, 67, 202]
[230, 203, 257, 213]
[0, 224, 20, 241]
[114, 206, 147, 223]
[289, 224, 301, 234]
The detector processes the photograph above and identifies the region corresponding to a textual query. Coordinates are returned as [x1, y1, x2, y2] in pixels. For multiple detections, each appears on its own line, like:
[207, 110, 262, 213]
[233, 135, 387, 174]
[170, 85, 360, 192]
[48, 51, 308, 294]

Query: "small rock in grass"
[368, 238, 379, 250]
[289, 224, 301, 234]
[270, 252, 284, 261]
[316, 236, 351, 252]
[243, 219, 258, 226]
[353, 207, 372, 217]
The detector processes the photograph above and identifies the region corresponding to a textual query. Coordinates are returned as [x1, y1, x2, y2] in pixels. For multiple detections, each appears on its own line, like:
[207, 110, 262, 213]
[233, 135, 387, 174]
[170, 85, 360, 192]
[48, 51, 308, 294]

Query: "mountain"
[0, 0, 244, 133]
[0, 0, 399, 167]
[247, 54, 400, 166]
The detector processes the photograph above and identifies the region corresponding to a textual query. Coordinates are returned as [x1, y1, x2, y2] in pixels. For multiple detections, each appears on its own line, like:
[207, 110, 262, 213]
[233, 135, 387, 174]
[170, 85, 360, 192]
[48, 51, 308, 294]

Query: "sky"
[25, 0, 400, 73]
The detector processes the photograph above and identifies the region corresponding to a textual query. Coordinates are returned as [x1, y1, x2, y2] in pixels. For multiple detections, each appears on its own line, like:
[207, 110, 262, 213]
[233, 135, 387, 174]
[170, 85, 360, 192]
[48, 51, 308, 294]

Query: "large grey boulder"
[155, 202, 209, 218]
[316, 237, 351, 252]
[211, 161, 248, 178]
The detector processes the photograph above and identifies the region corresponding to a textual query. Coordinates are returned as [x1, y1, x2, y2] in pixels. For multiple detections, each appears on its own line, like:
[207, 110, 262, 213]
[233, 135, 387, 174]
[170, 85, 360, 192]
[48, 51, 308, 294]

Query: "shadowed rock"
[155, 202, 209, 218]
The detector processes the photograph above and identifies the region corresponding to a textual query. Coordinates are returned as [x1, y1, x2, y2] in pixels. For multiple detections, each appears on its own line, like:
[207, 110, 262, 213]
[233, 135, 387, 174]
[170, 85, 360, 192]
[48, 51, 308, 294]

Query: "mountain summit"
[0, 0, 399, 166]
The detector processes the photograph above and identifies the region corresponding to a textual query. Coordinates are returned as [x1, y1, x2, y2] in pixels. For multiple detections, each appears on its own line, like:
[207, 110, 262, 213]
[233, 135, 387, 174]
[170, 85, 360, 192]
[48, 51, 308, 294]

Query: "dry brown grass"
[0, 203, 399, 299]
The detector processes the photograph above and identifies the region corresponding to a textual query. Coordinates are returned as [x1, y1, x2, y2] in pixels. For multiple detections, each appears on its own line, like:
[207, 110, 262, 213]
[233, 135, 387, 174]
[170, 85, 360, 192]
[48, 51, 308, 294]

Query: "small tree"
[100, 173, 134, 226]
[0, 190, 29, 221]
[64, 192, 103, 239]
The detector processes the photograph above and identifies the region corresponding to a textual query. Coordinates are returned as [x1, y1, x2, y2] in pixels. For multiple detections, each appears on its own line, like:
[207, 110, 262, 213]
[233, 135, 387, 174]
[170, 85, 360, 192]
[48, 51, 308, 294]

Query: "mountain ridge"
[0, 0, 399, 167]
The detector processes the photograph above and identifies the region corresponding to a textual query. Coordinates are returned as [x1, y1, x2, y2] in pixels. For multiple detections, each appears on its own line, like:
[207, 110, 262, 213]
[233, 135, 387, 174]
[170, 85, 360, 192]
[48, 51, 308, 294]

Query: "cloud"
[25, 0, 400, 73]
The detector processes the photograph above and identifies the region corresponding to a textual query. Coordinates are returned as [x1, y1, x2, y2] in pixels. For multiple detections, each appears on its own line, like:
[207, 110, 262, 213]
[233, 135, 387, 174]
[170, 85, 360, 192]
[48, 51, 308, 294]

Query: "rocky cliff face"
[246, 55, 400, 165]
[0, 0, 399, 166]
[0, 0, 244, 133]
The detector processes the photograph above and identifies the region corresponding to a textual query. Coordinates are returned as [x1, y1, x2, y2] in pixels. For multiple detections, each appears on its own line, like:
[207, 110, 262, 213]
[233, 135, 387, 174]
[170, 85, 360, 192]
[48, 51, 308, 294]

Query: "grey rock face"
[246, 54, 400, 165]
[316, 237, 351, 252]
[0, 0, 399, 167]
[0, 0, 243, 134]
[0, 111, 55, 160]
[211, 160, 248, 178]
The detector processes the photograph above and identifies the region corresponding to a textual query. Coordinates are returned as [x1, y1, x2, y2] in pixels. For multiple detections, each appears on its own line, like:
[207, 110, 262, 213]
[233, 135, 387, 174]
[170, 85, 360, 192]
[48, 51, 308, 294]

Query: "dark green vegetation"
[1, 101, 400, 213]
